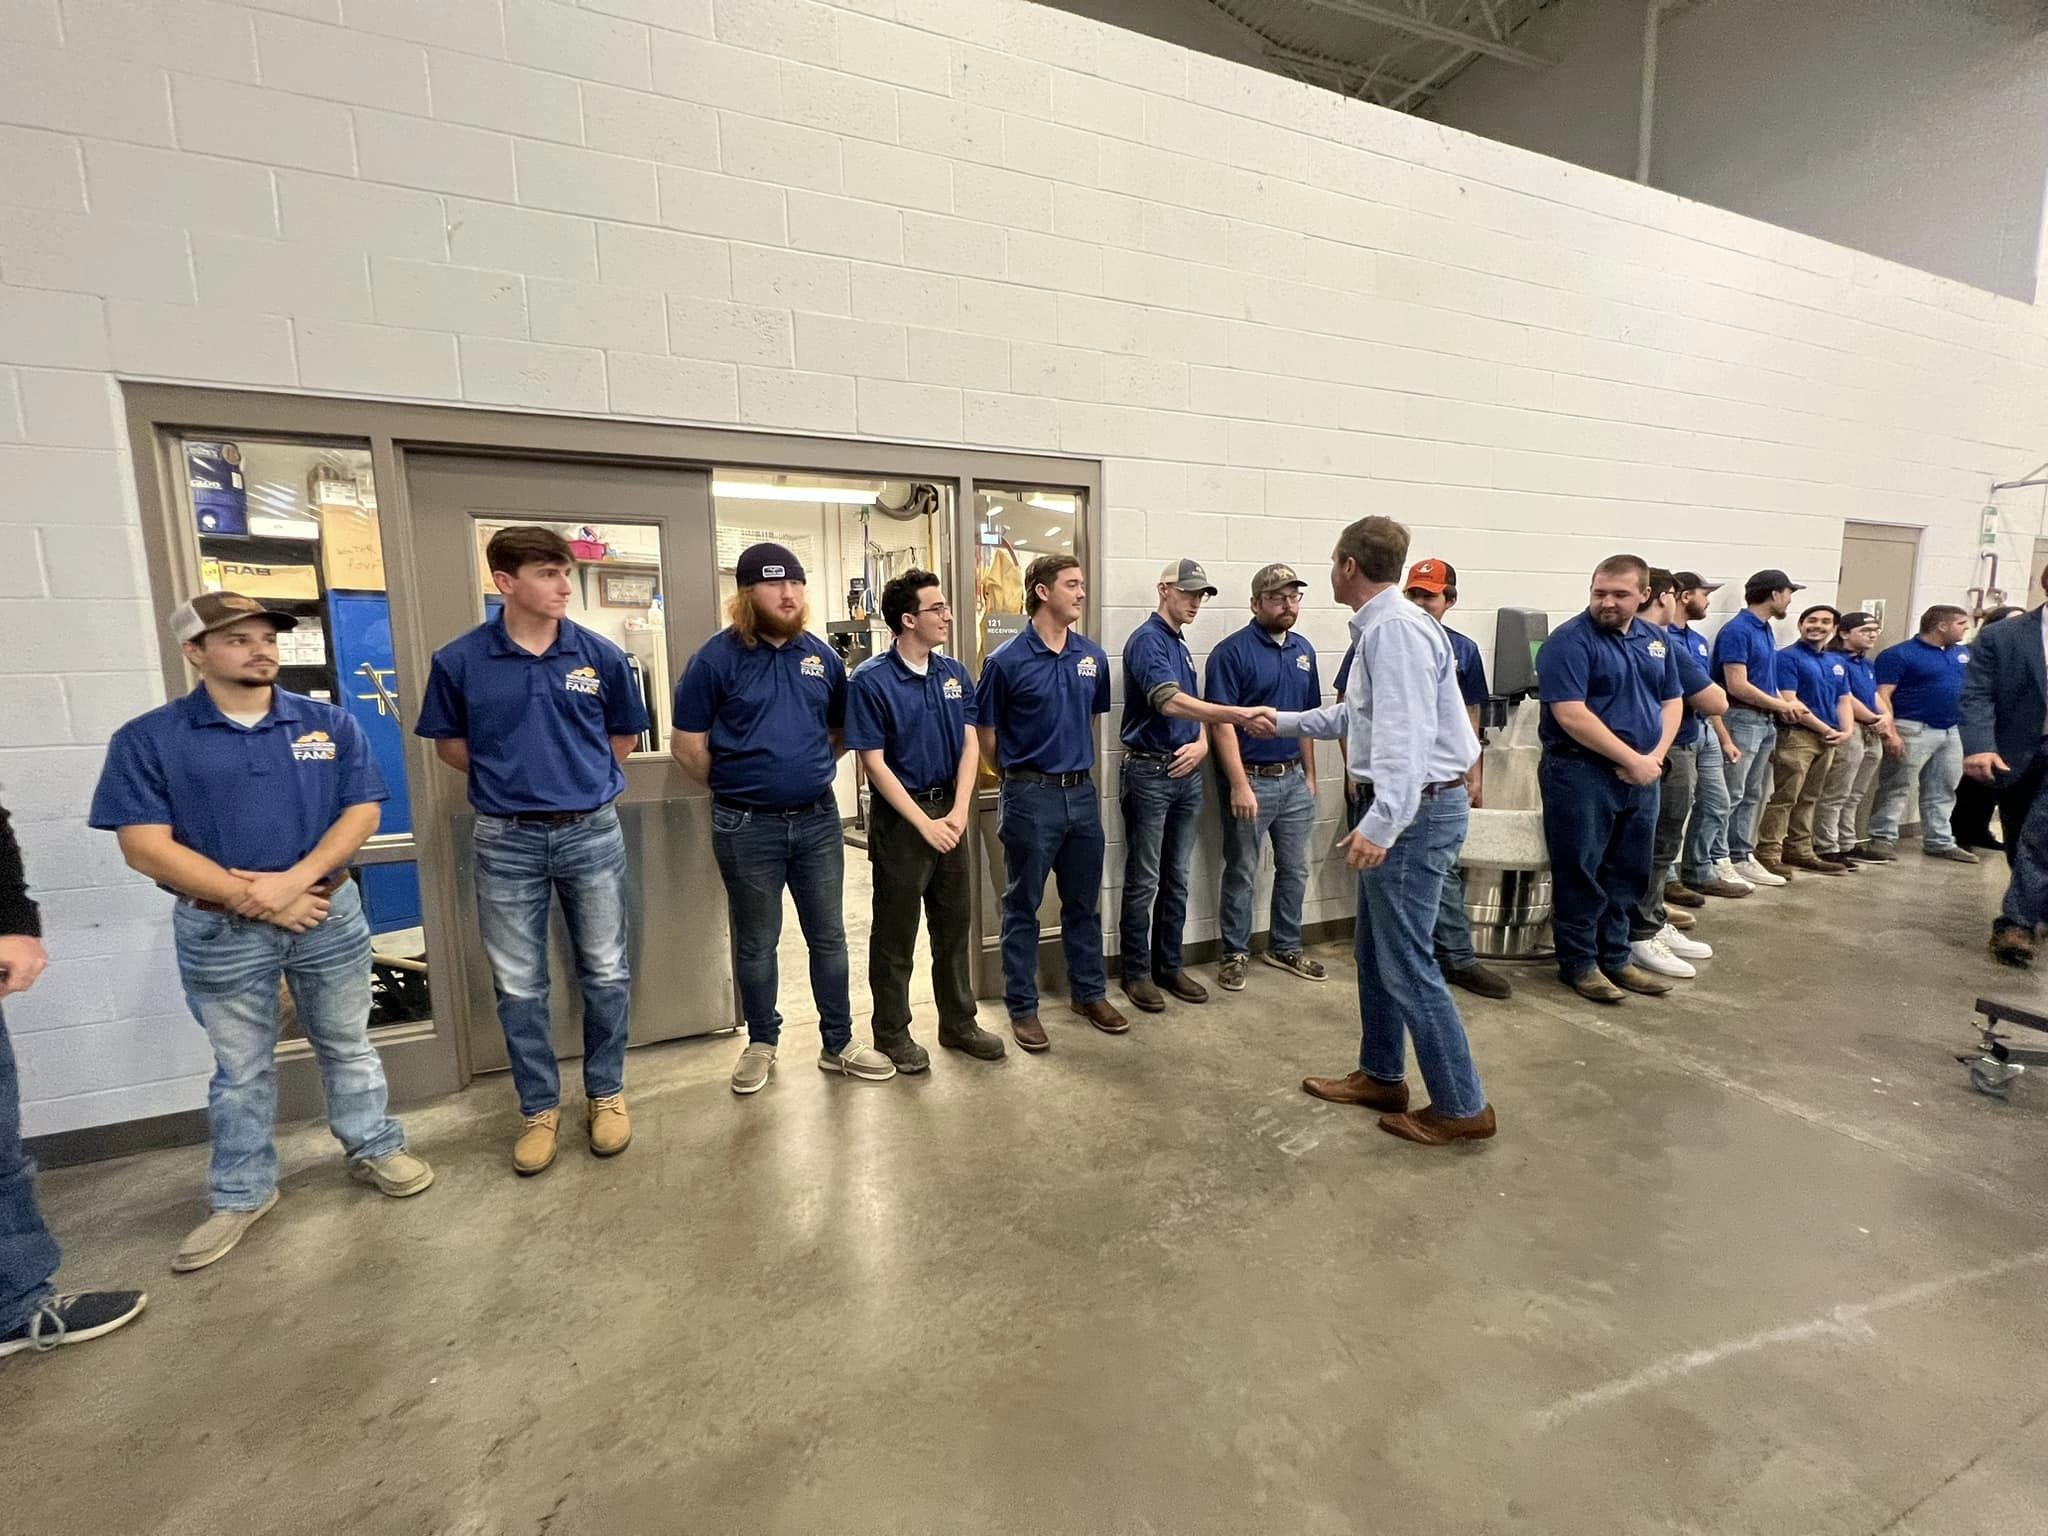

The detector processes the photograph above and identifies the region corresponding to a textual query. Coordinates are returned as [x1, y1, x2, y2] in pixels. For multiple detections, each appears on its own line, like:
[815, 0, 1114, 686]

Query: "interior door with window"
[406, 454, 735, 1079]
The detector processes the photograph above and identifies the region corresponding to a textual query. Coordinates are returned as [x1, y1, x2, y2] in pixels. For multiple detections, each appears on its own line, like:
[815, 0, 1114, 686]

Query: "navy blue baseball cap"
[737, 542, 805, 585]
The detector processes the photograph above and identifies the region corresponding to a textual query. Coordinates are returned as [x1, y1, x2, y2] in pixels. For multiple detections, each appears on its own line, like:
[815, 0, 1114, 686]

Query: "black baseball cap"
[1746, 568, 1804, 594]
[1837, 610, 1879, 632]
[736, 541, 805, 585]
[1673, 571, 1721, 594]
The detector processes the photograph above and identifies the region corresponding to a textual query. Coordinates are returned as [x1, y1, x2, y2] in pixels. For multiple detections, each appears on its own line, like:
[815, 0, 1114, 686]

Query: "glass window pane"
[971, 485, 1082, 678]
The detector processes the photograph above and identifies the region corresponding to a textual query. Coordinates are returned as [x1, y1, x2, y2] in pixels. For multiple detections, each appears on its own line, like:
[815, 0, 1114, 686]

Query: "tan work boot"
[512, 1108, 560, 1176]
[587, 1095, 631, 1157]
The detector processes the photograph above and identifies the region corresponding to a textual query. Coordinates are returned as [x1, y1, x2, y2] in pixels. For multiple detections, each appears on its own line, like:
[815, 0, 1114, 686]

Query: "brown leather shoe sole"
[1662, 882, 1705, 908]
[1010, 1015, 1050, 1052]
[1072, 1000, 1130, 1034]
[1302, 1071, 1410, 1111]
[1379, 1104, 1498, 1145]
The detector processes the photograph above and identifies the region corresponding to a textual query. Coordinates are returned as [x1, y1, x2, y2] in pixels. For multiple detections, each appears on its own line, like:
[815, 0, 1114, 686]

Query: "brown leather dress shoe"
[1606, 964, 1672, 997]
[1379, 1104, 1498, 1145]
[1160, 971, 1208, 1004]
[1071, 998, 1130, 1034]
[1302, 1071, 1410, 1111]
[1122, 977, 1166, 1013]
[1569, 971, 1626, 1005]
[1010, 1014, 1049, 1052]
[1663, 881, 1705, 908]
[1784, 851, 1845, 875]
[1757, 855, 1797, 879]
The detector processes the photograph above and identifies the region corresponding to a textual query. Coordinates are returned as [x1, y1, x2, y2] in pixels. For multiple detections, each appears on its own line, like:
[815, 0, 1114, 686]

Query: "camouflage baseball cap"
[1251, 562, 1308, 597]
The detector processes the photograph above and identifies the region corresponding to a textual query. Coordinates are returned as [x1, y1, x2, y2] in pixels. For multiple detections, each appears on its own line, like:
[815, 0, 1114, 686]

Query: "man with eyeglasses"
[1206, 564, 1325, 994]
[846, 570, 1006, 1067]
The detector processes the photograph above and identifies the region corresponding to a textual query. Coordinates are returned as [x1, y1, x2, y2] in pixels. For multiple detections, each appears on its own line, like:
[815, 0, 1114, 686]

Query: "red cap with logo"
[1404, 558, 1455, 595]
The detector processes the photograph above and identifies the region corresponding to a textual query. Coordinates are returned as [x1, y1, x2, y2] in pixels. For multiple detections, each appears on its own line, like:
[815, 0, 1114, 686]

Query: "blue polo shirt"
[1337, 627, 1486, 708]
[1840, 651, 1878, 712]
[845, 645, 977, 793]
[1120, 613, 1199, 755]
[1205, 621, 1321, 766]
[1778, 640, 1849, 733]
[1874, 636, 1970, 728]
[1538, 611, 1683, 755]
[90, 686, 387, 873]
[1669, 622, 1713, 749]
[674, 626, 847, 809]
[974, 623, 1109, 775]
[1710, 609, 1779, 701]
[414, 616, 649, 817]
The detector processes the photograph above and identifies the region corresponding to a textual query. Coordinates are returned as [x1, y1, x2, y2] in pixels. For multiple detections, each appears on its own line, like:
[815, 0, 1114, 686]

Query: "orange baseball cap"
[1404, 558, 1456, 595]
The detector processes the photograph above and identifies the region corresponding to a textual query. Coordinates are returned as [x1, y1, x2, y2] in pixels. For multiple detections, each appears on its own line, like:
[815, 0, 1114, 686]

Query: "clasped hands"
[224, 869, 331, 932]
[1238, 706, 1280, 740]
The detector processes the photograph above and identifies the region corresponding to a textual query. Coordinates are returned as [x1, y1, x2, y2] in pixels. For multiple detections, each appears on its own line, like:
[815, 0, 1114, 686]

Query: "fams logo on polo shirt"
[292, 730, 337, 762]
[1295, 654, 1311, 672]
[1646, 639, 1667, 659]
[566, 665, 601, 696]
[942, 676, 964, 700]
[800, 654, 827, 679]
[1076, 655, 1099, 678]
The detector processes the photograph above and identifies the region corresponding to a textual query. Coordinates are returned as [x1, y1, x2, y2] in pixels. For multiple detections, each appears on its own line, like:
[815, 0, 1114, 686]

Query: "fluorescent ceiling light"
[713, 481, 876, 505]
[1024, 494, 1076, 513]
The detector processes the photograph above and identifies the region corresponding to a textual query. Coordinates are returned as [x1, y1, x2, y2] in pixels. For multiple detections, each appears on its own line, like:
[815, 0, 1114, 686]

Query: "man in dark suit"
[1960, 569, 2048, 966]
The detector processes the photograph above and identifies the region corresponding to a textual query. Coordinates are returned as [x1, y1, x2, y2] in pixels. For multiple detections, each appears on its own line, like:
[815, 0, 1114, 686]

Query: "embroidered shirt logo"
[1295, 654, 1311, 671]
[565, 666, 601, 696]
[292, 730, 337, 762]
[800, 654, 827, 679]
[1646, 640, 1668, 659]
[942, 676, 964, 700]
[1076, 655, 1099, 678]
[1831, 663, 1845, 676]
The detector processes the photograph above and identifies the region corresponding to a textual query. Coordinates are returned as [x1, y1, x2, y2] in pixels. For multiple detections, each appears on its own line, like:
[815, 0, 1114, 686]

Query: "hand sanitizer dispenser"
[1492, 608, 1549, 700]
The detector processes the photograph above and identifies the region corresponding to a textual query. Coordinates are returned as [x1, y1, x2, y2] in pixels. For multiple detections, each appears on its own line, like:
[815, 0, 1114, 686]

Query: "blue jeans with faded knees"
[1683, 734, 1735, 882]
[1351, 788, 1487, 1118]
[1118, 757, 1203, 982]
[0, 1012, 59, 1334]
[711, 799, 852, 1054]
[173, 878, 405, 1211]
[997, 778, 1108, 1020]
[1723, 708, 1776, 861]
[1870, 721, 1964, 851]
[474, 805, 634, 1115]
[1218, 766, 1315, 957]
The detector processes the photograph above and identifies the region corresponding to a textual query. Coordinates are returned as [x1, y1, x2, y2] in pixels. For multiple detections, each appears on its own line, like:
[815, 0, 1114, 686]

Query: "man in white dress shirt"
[1253, 515, 1496, 1147]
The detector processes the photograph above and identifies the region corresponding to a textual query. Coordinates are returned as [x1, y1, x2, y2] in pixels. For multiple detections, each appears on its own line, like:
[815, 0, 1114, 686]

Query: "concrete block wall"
[2, 0, 2044, 1134]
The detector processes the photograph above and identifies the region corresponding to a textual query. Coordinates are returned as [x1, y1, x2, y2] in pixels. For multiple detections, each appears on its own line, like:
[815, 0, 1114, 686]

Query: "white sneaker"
[1629, 937, 1697, 979]
[1714, 859, 1755, 892]
[1733, 857, 1786, 887]
[1658, 923, 1713, 961]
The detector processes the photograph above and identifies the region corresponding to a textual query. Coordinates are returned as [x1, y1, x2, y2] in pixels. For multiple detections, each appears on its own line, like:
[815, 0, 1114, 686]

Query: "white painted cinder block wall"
[3, 0, 2045, 1136]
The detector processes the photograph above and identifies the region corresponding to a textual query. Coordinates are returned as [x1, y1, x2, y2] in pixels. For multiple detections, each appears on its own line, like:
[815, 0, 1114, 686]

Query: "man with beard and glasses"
[95, 593, 431, 1272]
[1814, 611, 1898, 868]
[975, 553, 1128, 1052]
[1205, 563, 1325, 994]
[1753, 604, 1854, 880]
[1710, 569, 1806, 888]
[674, 542, 898, 1094]
[1670, 573, 1754, 901]
[1536, 556, 1685, 1005]
[418, 525, 650, 1173]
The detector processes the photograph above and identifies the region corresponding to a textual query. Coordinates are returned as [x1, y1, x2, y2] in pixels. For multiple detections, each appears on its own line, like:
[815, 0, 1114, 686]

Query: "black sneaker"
[0, 1290, 148, 1359]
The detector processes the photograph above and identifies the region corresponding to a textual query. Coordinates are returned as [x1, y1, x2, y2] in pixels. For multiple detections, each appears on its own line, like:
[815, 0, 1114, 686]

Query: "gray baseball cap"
[1157, 557, 1218, 596]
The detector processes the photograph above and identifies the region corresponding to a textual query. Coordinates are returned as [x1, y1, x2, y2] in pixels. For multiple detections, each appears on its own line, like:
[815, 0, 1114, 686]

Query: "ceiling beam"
[1261, 40, 1444, 99]
[1289, 0, 1550, 68]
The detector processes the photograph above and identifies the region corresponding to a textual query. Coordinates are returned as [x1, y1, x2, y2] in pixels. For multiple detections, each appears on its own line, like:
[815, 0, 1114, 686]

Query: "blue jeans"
[1683, 734, 1736, 882]
[997, 778, 1107, 1019]
[1871, 721, 1963, 850]
[1723, 708, 1776, 860]
[0, 1012, 58, 1334]
[1218, 767, 1314, 956]
[474, 806, 633, 1115]
[173, 878, 405, 1211]
[1998, 755, 2048, 934]
[1118, 757, 1203, 982]
[711, 799, 851, 1053]
[1352, 779, 1475, 969]
[1540, 752, 1658, 980]
[1351, 788, 1486, 1119]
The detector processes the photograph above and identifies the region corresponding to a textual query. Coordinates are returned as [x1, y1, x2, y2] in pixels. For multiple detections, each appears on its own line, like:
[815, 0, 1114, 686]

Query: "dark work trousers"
[1540, 751, 1660, 981]
[1995, 751, 2048, 937]
[867, 790, 976, 1042]
[1631, 748, 1697, 941]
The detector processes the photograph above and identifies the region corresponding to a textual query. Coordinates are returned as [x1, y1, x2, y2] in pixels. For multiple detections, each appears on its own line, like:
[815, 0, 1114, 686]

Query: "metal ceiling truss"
[1206, 0, 1556, 114]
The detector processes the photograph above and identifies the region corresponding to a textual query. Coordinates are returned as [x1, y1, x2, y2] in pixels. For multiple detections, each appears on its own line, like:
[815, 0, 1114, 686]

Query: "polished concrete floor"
[10, 851, 2048, 1535]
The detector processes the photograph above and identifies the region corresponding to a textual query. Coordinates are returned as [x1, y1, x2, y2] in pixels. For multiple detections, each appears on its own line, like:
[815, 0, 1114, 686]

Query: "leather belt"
[1125, 750, 1175, 763]
[714, 794, 837, 818]
[1247, 761, 1302, 779]
[901, 784, 953, 802]
[1004, 768, 1091, 788]
[1346, 778, 1464, 799]
[179, 873, 344, 916]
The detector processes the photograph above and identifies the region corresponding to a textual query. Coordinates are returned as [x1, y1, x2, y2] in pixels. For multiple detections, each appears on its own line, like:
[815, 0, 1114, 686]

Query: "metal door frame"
[123, 384, 1100, 1108]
